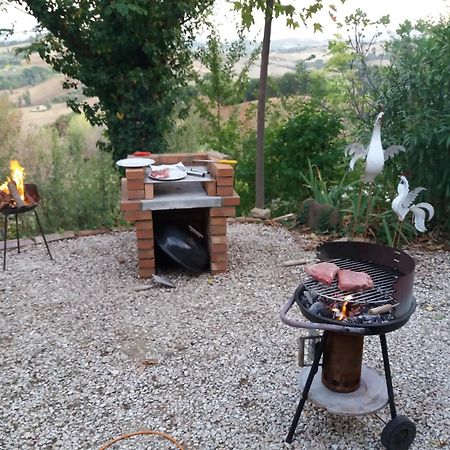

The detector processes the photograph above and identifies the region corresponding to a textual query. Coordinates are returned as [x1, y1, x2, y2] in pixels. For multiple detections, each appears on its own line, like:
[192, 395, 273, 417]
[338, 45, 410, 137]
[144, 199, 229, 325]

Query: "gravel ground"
[1, 223, 449, 450]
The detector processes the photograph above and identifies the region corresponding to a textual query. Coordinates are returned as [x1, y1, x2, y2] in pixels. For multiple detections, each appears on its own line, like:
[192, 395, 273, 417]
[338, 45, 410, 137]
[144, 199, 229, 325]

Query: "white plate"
[116, 157, 155, 168]
[150, 167, 187, 181]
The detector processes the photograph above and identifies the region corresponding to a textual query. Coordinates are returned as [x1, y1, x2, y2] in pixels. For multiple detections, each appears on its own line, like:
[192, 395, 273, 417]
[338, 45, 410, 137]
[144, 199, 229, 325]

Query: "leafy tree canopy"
[14, 0, 213, 159]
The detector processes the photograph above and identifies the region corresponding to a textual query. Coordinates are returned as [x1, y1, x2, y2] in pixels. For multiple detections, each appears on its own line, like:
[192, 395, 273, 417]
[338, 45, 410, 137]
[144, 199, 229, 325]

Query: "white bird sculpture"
[392, 176, 434, 233]
[346, 112, 407, 239]
[345, 112, 406, 182]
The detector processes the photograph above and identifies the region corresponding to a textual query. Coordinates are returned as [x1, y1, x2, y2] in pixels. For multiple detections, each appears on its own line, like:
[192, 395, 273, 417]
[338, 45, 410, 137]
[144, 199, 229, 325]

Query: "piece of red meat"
[337, 269, 374, 292]
[151, 168, 170, 179]
[305, 262, 340, 285]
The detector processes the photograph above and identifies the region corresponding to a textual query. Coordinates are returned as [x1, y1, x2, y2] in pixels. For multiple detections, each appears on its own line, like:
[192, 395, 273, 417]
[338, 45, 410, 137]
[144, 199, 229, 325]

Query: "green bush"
[0, 52, 22, 68]
[230, 100, 347, 216]
[264, 100, 346, 208]
[34, 120, 120, 232]
[378, 19, 450, 233]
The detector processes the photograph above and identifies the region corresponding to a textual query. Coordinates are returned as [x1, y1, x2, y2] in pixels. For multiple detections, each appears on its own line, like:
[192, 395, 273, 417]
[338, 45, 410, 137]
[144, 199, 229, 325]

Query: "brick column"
[206, 161, 238, 274]
[208, 206, 236, 275]
[135, 215, 155, 278]
[121, 167, 155, 278]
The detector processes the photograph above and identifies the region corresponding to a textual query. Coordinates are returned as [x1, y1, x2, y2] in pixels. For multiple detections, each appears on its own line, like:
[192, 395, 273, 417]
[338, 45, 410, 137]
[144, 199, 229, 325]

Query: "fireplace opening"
[153, 208, 210, 273]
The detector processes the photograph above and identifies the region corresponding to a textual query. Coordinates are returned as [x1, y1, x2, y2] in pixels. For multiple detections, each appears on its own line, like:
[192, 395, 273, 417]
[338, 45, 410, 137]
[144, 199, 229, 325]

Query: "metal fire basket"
[280, 241, 417, 450]
[1, 183, 52, 270]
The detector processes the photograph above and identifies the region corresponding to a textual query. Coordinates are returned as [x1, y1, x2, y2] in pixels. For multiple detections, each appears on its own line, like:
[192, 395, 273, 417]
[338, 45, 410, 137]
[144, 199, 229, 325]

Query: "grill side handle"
[280, 296, 367, 335]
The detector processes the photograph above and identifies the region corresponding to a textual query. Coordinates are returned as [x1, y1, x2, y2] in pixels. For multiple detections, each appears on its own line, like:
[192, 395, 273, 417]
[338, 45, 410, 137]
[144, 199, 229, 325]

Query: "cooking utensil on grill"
[193, 159, 238, 165]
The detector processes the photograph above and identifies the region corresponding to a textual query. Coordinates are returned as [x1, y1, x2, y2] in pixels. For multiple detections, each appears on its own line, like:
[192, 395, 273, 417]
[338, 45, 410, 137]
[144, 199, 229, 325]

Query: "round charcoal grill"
[282, 241, 416, 335]
[296, 246, 416, 334]
[280, 241, 418, 450]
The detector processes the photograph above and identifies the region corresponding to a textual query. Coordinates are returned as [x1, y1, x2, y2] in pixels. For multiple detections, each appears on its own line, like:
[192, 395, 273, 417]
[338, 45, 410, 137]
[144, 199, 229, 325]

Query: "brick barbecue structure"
[120, 152, 240, 278]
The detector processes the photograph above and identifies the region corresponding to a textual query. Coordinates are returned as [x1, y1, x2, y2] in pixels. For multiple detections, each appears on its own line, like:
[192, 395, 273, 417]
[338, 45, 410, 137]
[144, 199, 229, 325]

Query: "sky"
[1, 0, 449, 42]
[206, 0, 449, 42]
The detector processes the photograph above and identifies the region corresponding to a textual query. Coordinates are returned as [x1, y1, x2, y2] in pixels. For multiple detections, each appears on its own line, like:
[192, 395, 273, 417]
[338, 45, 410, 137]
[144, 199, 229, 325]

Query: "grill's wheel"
[381, 415, 416, 450]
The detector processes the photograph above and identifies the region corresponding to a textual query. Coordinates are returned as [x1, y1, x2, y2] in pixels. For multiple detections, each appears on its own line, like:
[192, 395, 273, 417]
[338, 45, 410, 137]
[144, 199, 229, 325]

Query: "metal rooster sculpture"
[391, 175, 434, 246]
[346, 112, 406, 182]
[345, 112, 406, 238]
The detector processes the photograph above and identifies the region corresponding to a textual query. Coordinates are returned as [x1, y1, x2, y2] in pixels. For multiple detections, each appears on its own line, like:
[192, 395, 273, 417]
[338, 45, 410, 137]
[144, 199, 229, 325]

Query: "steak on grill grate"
[337, 269, 374, 292]
[305, 262, 340, 285]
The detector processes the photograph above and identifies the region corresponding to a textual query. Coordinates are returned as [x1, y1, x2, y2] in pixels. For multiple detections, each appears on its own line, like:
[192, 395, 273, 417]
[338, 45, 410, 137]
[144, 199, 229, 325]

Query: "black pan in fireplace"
[154, 223, 209, 272]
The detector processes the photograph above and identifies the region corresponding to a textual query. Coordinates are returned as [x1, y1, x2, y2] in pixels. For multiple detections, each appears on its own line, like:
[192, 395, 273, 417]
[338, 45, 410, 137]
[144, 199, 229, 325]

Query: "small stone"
[250, 207, 271, 220]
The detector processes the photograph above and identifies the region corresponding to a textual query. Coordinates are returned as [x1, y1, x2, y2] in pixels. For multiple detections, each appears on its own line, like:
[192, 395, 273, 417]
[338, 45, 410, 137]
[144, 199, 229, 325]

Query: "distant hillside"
[6, 75, 66, 106]
[1, 35, 388, 130]
[270, 37, 328, 52]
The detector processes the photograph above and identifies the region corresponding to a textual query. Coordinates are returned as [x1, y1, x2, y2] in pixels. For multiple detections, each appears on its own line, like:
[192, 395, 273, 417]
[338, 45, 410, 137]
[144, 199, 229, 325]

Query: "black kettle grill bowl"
[296, 241, 416, 335]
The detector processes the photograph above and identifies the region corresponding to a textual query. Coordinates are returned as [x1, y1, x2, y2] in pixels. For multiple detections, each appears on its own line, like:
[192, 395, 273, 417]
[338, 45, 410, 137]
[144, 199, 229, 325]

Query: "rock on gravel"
[0, 223, 449, 450]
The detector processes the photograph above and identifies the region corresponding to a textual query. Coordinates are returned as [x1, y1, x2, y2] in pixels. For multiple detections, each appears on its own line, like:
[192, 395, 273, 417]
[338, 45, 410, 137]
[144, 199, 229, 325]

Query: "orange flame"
[0, 160, 26, 200]
[329, 295, 362, 321]
[332, 301, 350, 321]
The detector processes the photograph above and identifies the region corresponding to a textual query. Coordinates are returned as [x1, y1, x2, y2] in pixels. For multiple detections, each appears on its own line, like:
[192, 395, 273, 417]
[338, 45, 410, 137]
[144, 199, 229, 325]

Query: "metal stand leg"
[15, 213, 20, 253]
[34, 210, 53, 260]
[285, 331, 328, 444]
[3, 214, 7, 271]
[380, 333, 397, 419]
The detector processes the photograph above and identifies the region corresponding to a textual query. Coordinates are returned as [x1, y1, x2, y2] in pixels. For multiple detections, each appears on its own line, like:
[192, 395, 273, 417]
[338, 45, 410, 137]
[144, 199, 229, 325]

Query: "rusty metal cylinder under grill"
[322, 333, 364, 393]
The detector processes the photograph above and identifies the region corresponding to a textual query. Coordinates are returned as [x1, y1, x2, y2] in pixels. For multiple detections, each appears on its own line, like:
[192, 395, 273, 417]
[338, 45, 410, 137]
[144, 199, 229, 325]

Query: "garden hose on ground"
[99, 430, 184, 449]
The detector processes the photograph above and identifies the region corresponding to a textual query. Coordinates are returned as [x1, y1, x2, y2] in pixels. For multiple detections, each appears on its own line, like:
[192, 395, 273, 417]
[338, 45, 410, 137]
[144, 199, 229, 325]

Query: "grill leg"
[3, 214, 7, 271]
[34, 210, 53, 260]
[15, 213, 20, 253]
[285, 331, 328, 444]
[380, 333, 397, 419]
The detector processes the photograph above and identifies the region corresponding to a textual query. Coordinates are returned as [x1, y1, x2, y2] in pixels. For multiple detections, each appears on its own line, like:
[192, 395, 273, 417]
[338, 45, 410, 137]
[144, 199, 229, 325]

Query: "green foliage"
[35, 123, 120, 232]
[165, 108, 208, 153]
[18, 0, 214, 160]
[298, 160, 356, 208]
[1, 108, 120, 235]
[232, 100, 346, 215]
[0, 95, 21, 174]
[378, 18, 450, 232]
[22, 89, 30, 106]
[233, 0, 337, 32]
[194, 29, 259, 154]
[264, 100, 345, 204]
[0, 51, 22, 67]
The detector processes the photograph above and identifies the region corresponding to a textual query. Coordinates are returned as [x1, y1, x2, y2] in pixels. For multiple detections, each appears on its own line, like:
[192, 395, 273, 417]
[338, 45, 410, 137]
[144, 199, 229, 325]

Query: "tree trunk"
[255, 0, 273, 209]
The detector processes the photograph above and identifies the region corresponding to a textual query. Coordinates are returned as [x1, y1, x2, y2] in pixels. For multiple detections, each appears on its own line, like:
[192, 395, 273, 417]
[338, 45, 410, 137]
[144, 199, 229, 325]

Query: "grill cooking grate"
[304, 258, 400, 305]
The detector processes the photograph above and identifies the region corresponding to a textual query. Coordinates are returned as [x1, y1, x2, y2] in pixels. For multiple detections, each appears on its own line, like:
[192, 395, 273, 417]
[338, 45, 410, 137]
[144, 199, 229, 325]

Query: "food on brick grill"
[151, 168, 170, 179]
[337, 269, 374, 292]
[305, 262, 340, 285]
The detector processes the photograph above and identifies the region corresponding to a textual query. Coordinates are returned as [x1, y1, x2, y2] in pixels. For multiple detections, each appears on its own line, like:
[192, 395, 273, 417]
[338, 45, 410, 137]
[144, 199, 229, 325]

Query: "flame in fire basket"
[0, 160, 26, 200]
